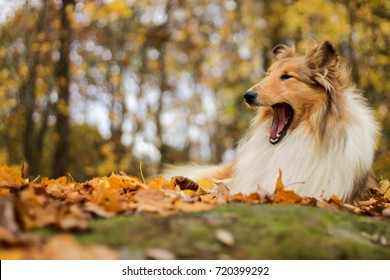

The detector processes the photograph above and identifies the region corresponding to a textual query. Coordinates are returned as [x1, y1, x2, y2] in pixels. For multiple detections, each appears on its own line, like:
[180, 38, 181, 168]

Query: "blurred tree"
[0, 0, 389, 180]
[53, 0, 75, 177]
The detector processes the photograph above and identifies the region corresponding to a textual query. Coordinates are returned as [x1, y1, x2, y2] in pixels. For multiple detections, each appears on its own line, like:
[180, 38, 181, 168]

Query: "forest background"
[0, 0, 389, 182]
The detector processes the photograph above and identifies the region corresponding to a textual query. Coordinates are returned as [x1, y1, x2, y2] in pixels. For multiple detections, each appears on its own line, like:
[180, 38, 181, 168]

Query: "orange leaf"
[149, 177, 176, 190]
[0, 165, 26, 187]
[107, 173, 146, 191]
[228, 192, 260, 203]
[90, 180, 121, 212]
[273, 169, 302, 204]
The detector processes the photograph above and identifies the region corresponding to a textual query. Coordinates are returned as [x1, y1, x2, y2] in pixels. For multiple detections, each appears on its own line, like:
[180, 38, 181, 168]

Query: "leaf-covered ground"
[1, 165, 390, 259]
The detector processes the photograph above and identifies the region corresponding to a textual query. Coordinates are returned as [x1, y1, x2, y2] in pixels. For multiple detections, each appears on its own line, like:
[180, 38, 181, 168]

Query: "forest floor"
[1, 165, 390, 259]
[36, 203, 390, 260]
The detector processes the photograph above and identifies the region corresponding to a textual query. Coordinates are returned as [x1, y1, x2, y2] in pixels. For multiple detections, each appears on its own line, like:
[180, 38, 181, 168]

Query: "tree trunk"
[20, 65, 37, 175]
[20, 3, 48, 177]
[53, 0, 75, 178]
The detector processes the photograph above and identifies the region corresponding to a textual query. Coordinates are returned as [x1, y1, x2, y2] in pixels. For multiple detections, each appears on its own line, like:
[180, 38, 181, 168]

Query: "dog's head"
[244, 41, 349, 144]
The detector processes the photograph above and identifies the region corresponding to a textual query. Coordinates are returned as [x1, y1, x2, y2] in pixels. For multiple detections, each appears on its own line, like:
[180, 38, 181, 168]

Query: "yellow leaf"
[41, 176, 67, 186]
[0, 248, 24, 260]
[90, 180, 120, 212]
[197, 178, 217, 193]
[0, 165, 24, 187]
[379, 179, 390, 199]
[107, 173, 146, 191]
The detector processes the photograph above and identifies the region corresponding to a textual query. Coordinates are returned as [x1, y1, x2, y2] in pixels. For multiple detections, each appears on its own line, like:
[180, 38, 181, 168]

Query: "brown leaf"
[174, 200, 215, 212]
[0, 226, 18, 244]
[84, 202, 115, 218]
[382, 208, 390, 217]
[58, 215, 90, 231]
[134, 189, 174, 215]
[228, 192, 261, 203]
[135, 188, 166, 203]
[146, 248, 176, 260]
[355, 198, 378, 207]
[174, 176, 199, 191]
[0, 197, 19, 233]
[215, 229, 235, 247]
[316, 197, 350, 213]
[40, 235, 118, 260]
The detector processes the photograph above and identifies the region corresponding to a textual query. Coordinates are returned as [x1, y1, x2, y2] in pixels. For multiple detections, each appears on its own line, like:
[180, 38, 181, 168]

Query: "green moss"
[34, 204, 390, 259]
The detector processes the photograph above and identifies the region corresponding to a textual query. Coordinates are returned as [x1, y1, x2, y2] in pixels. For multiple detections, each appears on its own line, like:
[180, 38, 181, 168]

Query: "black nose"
[244, 91, 257, 104]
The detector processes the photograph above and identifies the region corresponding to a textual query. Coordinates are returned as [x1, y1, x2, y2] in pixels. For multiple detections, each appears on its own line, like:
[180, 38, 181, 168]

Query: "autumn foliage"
[1, 164, 390, 259]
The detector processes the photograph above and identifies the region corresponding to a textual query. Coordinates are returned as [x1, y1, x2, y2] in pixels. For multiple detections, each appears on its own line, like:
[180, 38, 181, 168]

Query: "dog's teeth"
[267, 133, 270, 137]
[276, 133, 281, 138]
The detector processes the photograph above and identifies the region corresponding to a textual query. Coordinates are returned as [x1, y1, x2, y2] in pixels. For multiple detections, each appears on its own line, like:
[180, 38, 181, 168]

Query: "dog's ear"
[305, 41, 337, 69]
[305, 41, 344, 94]
[272, 44, 295, 60]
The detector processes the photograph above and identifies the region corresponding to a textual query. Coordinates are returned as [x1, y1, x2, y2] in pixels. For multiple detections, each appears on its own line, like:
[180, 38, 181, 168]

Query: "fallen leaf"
[0, 165, 26, 187]
[0, 162, 390, 259]
[382, 208, 390, 217]
[107, 173, 147, 191]
[228, 192, 261, 203]
[84, 202, 115, 218]
[174, 200, 215, 212]
[41, 235, 118, 260]
[273, 169, 302, 204]
[215, 229, 235, 247]
[146, 248, 176, 260]
[174, 176, 199, 191]
[0, 197, 19, 233]
[379, 179, 390, 199]
[135, 188, 166, 203]
[149, 177, 176, 190]
[197, 178, 218, 193]
[0, 226, 18, 244]
[90, 181, 121, 212]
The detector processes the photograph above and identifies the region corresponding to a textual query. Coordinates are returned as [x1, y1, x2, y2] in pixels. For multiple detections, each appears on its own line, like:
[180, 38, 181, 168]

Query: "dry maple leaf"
[173, 200, 216, 212]
[228, 192, 261, 203]
[0, 165, 27, 188]
[197, 178, 218, 193]
[90, 181, 121, 212]
[273, 169, 303, 204]
[379, 179, 390, 199]
[148, 177, 176, 191]
[1, 234, 118, 260]
[107, 173, 147, 192]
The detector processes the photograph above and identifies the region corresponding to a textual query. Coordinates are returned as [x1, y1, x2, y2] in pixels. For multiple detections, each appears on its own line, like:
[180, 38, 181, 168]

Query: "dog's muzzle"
[244, 91, 259, 106]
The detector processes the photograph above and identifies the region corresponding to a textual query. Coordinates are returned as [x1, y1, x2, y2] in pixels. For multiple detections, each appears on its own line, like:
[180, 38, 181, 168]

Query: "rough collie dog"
[164, 41, 379, 202]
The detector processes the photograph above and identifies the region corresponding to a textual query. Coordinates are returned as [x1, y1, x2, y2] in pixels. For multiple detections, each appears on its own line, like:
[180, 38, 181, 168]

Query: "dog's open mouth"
[269, 103, 294, 144]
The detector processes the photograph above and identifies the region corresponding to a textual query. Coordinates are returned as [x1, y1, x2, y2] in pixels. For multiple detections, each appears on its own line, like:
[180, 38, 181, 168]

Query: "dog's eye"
[280, 74, 292, 80]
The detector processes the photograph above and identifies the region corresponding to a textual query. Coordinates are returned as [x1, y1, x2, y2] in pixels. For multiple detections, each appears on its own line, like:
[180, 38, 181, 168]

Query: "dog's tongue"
[270, 105, 288, 139]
